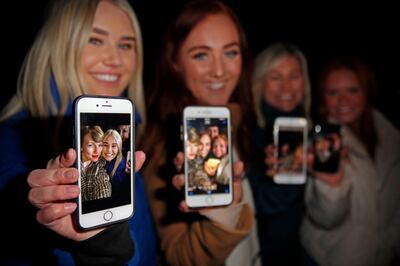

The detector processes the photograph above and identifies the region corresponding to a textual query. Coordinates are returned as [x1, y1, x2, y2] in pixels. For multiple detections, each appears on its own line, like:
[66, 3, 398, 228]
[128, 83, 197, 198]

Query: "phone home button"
[205, 195, 213, 205]
[103, 211, 113, 221]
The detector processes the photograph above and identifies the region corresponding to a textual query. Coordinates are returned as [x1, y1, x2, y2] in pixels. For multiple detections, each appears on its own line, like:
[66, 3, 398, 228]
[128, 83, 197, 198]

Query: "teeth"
[280, 94, 293, 100]
[208, 82, 224, 90]
[93, 74, 118, 82]
[338, 106, 352, 113]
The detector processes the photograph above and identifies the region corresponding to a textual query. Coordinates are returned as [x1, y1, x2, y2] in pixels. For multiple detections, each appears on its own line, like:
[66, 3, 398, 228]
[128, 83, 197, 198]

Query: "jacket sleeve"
[304, 176, 351, 229]
[71, 222, 134, 266]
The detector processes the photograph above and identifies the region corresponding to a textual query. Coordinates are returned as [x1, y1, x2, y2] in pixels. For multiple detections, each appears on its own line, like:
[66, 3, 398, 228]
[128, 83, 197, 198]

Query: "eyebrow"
[92, 27, 136, 42]
[187, 42, 240, 53]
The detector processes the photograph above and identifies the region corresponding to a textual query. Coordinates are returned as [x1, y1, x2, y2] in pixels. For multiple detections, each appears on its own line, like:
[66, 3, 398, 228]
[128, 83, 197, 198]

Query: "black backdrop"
[2, 1, 399, 128]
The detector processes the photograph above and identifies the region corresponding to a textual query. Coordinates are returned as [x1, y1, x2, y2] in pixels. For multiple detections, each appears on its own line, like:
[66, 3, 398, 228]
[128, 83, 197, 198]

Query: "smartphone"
[273, 117, 308, 184]
[183, 106, 233, 208]
[313, 123, 341, 173]
[74, 95, 135, 230]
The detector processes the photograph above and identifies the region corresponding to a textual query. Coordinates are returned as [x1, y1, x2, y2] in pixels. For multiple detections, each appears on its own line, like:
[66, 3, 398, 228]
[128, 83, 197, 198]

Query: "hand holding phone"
[183, 106, 233, 208]
[273, 117, 308, 184]
[74, 96, 135, 230]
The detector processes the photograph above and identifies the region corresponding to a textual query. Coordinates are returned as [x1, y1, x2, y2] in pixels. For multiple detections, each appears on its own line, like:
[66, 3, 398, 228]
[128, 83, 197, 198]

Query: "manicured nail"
[65, 186, 79, 194]
[65, 170, 75, 179]
[64, 202, 77, 211]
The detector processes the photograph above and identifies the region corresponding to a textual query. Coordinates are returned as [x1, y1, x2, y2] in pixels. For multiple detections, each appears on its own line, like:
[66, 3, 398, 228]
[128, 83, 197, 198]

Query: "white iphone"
[183, 106, 233, 208]
[74, 95, 135, 230]
[273, 117, 308, 184]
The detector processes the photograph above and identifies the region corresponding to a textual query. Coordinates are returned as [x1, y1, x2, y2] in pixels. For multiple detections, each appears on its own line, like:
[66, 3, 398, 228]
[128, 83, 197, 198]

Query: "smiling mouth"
[92, 73, 119, 82]
[279, 94, 294, 101]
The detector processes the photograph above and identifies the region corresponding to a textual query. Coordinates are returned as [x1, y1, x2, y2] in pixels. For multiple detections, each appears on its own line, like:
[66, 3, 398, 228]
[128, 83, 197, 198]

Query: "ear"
[172, 60, 181, 73]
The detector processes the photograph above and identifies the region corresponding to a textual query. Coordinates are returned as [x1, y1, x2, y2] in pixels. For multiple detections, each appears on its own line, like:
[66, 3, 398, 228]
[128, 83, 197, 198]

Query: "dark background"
[2, 1, 399, 128]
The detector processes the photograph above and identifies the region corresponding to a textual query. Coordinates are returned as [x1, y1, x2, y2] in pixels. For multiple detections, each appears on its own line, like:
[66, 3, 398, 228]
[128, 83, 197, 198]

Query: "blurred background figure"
[301, 56, 400, 266]
[248, 42, 311, 266]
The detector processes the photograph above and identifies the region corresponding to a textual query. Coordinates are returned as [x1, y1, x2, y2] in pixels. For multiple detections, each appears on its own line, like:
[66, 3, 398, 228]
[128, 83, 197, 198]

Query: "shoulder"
[373, 109, 400, 138]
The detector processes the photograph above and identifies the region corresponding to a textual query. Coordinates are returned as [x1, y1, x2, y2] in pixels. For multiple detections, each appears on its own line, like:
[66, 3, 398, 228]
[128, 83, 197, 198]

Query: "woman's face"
[212, 137, 227, 158]
[80, 1, 136, 96]
[176, 13, 242, 105]
[102, 135, 119, 161]
[82, 134, 102, 162]
[324, 68, 366, 125]
[186, 141, 199, 160]
[198, 134, 211, 158]
[263, 56, 304, 112]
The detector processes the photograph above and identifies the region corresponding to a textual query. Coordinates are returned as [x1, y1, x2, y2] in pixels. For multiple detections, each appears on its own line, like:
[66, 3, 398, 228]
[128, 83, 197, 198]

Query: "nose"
[211, 55, 225, 78]
[94, 145, 101, 153]
[338, 92, 349, 104]
[104, 45, 122, 67]
[282, 78, 292, 91]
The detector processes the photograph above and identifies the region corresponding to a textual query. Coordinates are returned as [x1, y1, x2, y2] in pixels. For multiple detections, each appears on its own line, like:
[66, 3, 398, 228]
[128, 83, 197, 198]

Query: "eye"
[289, 73, 301, 80]
[88, 37, 103, 46]
[325, 88, 338, 96]
[192, 52, 208, 61]
[348, 86, 361, 94]
[119, 43, 133, 50]
[268, 75, 281, 81]
[225, 49, 240, 59]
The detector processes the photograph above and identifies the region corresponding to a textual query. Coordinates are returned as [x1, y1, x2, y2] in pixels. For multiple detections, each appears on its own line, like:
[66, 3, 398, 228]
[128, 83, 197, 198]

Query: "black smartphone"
[313, 123, 341, 173]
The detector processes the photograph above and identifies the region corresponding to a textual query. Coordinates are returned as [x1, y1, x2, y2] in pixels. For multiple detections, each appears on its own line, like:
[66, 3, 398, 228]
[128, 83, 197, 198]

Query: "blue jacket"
[0, 103, 157, 265]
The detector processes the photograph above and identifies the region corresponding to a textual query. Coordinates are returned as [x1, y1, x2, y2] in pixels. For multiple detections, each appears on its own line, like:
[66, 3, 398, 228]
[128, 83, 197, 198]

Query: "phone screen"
[273, 117, 307, 184]
[313, 123, 341, 173]
[277, 128, 305, 174]
[185, 117, 231, 196]
[79, 113, 132, 214]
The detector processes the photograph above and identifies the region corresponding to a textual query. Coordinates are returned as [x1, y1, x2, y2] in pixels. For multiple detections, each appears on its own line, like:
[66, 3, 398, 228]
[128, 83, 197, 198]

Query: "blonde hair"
[1, 0, 146, 137]
[103, 129, 123, 178]
[252, 42, 311, 128]
[81, 125, 105, 144]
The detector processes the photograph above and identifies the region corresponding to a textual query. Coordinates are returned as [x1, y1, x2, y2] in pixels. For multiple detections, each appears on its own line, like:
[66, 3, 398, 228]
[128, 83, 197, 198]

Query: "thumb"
[47, 148, 76, 169]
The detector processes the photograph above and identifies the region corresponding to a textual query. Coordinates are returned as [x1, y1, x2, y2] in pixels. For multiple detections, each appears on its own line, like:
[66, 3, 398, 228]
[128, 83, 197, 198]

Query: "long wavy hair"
[1, 0, 146, 137]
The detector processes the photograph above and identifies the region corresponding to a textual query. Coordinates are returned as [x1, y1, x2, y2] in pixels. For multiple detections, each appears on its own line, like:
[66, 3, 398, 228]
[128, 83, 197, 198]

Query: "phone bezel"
[183, 106, 233, 208]
[273, 117, 308, 184]
[74, 95, 135, 230]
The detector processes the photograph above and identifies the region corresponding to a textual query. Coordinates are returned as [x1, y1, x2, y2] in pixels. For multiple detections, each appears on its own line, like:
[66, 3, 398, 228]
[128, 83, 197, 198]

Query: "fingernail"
[65, 170, 75, 179]
[65, 186, 79, 194]
[64, 202, 77, 211]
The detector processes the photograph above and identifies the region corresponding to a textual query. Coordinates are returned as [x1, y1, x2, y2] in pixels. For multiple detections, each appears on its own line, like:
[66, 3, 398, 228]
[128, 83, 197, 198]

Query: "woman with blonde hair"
[248, 42, 312, 265]
[102, 129, 132, 205]
[1, 0, 156, 264]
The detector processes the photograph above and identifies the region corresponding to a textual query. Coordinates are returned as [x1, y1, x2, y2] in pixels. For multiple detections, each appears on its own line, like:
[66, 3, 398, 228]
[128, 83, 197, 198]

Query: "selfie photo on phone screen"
[313, 123, 341, 173]
[183, 106, 233, 208]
